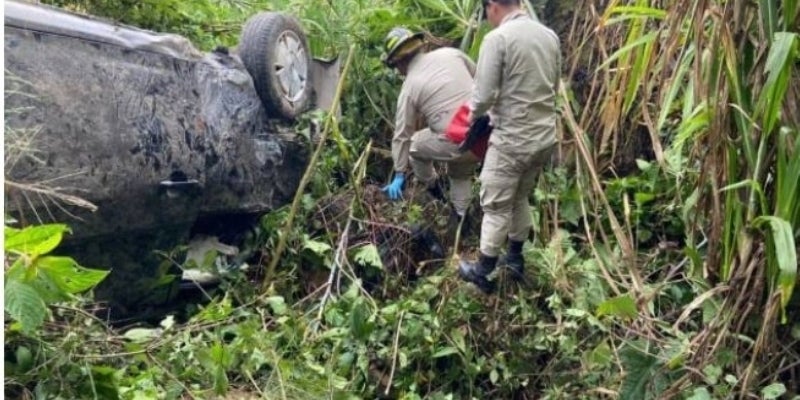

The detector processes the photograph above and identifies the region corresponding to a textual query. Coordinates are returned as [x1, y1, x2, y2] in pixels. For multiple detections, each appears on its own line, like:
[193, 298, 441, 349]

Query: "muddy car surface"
[4, 1, 338, 312]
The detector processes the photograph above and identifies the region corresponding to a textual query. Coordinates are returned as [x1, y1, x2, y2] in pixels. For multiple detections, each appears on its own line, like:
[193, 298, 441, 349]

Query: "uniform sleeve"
[469, 33, 504, 122]
[391, 83, 417, 172]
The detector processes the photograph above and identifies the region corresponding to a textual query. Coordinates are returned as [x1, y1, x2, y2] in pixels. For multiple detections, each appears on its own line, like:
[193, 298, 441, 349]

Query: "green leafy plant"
[4, 223, 108, 333]
[6, 0, 800, 398]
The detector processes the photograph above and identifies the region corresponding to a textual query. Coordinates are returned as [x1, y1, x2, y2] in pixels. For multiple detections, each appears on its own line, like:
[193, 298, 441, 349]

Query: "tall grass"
[21, 0, 800, 395]
[560, 0, 799, 393]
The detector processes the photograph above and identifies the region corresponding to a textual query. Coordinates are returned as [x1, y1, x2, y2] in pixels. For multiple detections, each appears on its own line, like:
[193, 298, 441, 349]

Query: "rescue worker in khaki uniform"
[458, 0, 561, 293]
[380, 27, 481, 223]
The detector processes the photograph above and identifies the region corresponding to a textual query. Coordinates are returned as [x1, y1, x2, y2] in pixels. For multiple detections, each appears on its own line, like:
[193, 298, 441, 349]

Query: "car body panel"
[4, 1, 317, 242]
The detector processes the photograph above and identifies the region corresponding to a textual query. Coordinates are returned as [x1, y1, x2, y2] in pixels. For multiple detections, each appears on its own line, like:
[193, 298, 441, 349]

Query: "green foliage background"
[6, 0, 799, 399]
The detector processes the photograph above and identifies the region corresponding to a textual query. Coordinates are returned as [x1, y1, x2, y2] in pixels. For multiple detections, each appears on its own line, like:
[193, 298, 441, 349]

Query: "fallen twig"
[5, 180, 98, 213]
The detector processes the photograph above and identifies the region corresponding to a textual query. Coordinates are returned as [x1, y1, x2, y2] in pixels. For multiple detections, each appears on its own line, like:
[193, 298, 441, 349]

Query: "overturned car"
[4, 1, 338, 313]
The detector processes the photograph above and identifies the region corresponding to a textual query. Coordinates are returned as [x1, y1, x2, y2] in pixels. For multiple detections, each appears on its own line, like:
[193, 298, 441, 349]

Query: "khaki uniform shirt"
[392, 47, 476, 172]
[469, 10, 561, 156]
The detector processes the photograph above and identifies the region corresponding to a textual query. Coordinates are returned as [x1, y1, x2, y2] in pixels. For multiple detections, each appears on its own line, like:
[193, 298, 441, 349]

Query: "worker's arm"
[469, 33, 504, 122]
[391, 83, 417, 173]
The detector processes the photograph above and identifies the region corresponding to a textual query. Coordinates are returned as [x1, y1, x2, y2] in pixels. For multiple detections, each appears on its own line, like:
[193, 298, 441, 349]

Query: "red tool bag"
[445, 103, 489, 159]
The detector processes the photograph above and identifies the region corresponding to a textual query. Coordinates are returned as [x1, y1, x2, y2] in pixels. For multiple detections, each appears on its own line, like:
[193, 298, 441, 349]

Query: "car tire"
[239, 12, 311, 120]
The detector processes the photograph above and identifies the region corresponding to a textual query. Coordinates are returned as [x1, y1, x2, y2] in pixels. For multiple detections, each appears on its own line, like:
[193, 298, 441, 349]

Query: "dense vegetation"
[5, 0, 799, 399]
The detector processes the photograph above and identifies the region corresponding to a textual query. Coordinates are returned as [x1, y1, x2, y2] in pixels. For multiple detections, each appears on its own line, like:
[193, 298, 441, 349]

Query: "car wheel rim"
[274, 30, 307, 105]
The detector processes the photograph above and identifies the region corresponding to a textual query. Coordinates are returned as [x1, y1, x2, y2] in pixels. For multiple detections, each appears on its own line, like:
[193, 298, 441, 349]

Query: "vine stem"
[261, 44, 356, 291]
[385, 310, 405, 396]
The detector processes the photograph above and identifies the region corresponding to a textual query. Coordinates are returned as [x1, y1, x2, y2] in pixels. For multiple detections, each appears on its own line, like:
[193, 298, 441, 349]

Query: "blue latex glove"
[382, 172, 405, 200]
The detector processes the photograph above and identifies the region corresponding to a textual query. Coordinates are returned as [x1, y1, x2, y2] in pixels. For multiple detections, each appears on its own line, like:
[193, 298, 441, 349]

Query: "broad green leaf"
[213, 365, 228, 395]
[354, 244, 383, 269]
[305, 360, 326, 375]
[5, 280, 48, 333]
[159, 315, 175, 330]
[304, 238, 332, 255]
[753, 216, 797, 310]
[195, 295, 233, 322]
[565, 308, 588, 317]
[380, 303, 399, 316]
[15, 346, 34, 373]
[634, 192, 656, 206]
[665, 343, 687, 370]
[123, 328, 161, 343]
[350, 299, 373, 341]
[619, 345, 660, 400]
[4, 258, 26, 281]
[762, 383, 787, 399]
[588, 341, 613, 367]
[87, 365, 121, 400]
[596, 294, 638, 320]
[266, 296, 288, 315]
[682, 188, 701, 226]
[337, 351, 355, 370]
[635, 159, 652, 172]
[686, 387, 711, 400]
[329, 374, 349, 390]
[432, 347, 459, 358]
[450, 328, 467, 355]
[399, 351, 409, 369]
[28, 269, 72, 303]
[703, 364, 723, 385]
[4, 224, 69, 256]
[36, 256, 109, 294]
[211, 341, 232, 368]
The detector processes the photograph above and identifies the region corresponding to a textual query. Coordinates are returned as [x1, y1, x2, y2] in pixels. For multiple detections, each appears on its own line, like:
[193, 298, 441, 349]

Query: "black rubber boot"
[505, 240, 525, 278]
[458, 253, 498, 293]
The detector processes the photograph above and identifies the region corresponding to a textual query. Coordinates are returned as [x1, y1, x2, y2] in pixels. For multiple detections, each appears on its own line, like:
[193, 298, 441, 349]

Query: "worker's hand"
[382, 172, 405, 200]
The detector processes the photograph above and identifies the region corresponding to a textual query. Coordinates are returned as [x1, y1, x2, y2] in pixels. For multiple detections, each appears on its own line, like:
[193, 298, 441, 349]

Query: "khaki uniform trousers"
[479, 144, 554, 257]
[409, 128, 479, 215]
